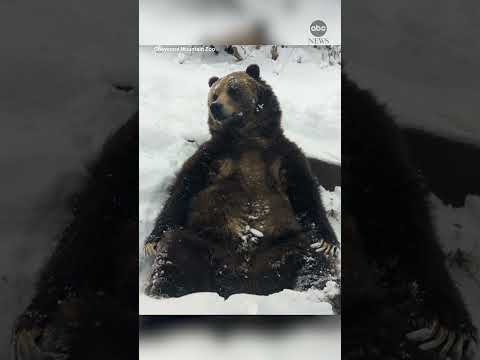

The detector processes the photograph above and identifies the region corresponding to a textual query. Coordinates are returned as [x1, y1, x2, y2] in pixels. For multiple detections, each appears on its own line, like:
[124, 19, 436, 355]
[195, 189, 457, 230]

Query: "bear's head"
[207, 64, 282, 138]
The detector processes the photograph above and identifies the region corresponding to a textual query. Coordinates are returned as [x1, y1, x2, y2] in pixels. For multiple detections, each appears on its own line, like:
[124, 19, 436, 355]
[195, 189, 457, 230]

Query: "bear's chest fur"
[211, 151, 280, 190]
[187, 149, 302, 252]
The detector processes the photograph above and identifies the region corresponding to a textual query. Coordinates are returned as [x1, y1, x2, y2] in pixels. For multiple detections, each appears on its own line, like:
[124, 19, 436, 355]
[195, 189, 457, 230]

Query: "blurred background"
[140, 0, 341, 45]
[140, 316, 340, 359]
[343, 2, 480, 341]
[0, 1, 137, 357]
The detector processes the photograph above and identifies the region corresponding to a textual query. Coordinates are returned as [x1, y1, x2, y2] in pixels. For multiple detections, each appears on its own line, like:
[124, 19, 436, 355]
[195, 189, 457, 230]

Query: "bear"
[341, 74, 477, 360]
[143, 64, 339, 299]
[12, 113, 139, 360]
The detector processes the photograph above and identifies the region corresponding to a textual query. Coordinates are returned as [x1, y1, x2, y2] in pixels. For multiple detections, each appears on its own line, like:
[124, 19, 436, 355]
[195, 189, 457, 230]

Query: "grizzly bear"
[144, 64, 339, 298]
[342, 74, 477, 359]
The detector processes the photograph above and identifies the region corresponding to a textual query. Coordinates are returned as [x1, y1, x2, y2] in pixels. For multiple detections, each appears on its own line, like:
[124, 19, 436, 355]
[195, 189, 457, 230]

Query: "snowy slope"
[139, 46, 341, 314]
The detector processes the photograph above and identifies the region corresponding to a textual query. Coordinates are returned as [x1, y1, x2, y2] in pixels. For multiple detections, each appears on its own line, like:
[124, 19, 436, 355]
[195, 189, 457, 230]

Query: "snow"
[249, 228, 264, 238]
[140, 283, 338, 315]
[140, 317, 340, 360]
[139, 46, 341, 314]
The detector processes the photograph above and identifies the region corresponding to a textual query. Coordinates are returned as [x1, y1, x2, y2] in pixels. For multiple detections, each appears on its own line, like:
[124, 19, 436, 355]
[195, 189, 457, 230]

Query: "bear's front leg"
[146, 229, 213, 298]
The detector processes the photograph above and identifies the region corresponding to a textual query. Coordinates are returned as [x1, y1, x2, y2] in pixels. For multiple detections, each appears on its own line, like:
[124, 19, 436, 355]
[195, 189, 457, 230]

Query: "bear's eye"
[212, 93, 218, 101]
[227, 86, 240, 99]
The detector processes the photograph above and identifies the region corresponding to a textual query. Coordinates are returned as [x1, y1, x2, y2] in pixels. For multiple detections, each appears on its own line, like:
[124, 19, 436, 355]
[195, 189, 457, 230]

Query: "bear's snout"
[210, 102, 226, 121]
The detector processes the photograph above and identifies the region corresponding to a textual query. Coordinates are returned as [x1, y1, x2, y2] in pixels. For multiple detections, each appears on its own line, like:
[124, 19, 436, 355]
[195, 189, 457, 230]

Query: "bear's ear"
[246, 64, 260, 80]
[208, 76, 219, 87]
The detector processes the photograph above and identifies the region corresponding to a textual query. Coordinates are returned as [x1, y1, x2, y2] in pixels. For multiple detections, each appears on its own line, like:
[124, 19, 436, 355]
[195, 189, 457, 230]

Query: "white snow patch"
[140, 284, 338, 315]
[249, 228, 264, 238]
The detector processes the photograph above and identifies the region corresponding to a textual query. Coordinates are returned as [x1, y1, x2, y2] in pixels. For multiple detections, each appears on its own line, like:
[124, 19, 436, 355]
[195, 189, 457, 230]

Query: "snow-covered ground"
[139, 45, 341, 314]
[140, 318, 341, 360]
[140, 281, 338, 315]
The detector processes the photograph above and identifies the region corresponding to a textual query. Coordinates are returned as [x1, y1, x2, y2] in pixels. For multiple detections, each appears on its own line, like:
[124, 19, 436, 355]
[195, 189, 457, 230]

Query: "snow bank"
[140, 282, 338, 315]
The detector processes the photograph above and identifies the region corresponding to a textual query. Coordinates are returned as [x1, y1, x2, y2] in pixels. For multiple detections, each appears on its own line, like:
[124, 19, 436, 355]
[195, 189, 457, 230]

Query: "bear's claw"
[13, 328, 68, 360]
[144, 242, 157, 257]
[406, 319, 477, 359]
[311, 239, 339, 257]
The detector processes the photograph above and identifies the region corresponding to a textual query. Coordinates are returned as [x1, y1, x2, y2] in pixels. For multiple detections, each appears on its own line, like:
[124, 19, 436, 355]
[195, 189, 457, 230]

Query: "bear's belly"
[187, 180, 302, 250]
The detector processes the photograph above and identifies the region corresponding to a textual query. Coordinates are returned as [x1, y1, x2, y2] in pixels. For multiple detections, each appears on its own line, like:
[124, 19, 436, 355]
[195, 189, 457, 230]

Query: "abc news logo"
[309, 20, 329, 44]
[310, 20, 327, 37]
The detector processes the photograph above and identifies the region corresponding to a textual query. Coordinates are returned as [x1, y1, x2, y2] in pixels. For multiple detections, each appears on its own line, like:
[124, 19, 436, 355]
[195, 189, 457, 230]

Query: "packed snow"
[139, 46, 341, 314]
[140, 281, 339, 315]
